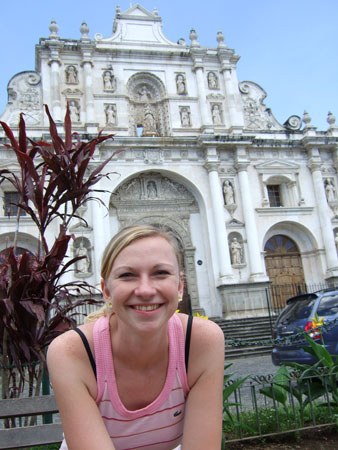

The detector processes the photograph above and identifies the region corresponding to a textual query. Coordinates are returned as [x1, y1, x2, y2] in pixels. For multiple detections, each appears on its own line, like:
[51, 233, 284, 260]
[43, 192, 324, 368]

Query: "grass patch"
[29, 445, 60, 450]
[223, 404, 338, 440]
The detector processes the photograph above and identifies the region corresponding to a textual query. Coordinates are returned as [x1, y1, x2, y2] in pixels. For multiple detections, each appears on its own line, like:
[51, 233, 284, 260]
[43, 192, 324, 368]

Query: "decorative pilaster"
[90, 189, 111, 281]
[79, 23, 96, 126]
[47, 20, 63, 121]
[308, 151, 338, 274]
[190, 30, 212, 132]
[217, 33, 244, 133]
[235, 147, 267, 281]
[204, 148, 233, 281]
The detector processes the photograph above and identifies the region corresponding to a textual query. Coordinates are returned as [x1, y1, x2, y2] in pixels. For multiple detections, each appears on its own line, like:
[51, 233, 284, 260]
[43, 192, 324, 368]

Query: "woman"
[47, 225, 224, 450]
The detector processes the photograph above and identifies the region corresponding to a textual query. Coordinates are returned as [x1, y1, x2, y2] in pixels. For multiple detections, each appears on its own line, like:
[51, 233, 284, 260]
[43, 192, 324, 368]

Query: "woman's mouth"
[131, 304, 161, 311]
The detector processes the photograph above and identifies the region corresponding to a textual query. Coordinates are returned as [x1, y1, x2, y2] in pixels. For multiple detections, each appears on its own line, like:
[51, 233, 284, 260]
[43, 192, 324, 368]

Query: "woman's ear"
[101, 279, 111, 300]
[178, 272, 184, 297]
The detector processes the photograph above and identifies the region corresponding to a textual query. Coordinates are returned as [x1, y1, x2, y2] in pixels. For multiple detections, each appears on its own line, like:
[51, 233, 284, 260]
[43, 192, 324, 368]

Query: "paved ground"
[226, 353, 277, 380]
[224, 353, 278, 408]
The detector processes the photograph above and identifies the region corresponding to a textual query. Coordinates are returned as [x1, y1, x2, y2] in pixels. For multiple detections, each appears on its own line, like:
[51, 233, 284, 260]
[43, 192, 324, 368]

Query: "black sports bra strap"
[185, 315, 193, 372]
[74, 327, 97, 379]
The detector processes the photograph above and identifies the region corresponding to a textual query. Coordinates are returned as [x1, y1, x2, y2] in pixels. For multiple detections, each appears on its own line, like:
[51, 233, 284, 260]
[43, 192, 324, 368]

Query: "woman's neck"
[109, 317, 169, 370]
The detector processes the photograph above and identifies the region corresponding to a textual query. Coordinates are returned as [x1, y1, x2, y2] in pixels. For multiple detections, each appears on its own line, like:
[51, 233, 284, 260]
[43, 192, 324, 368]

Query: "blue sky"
[0, 0, 337, 130]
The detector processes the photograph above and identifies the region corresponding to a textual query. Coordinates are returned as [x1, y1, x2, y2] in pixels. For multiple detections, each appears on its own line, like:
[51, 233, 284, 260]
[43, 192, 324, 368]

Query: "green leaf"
[303, 332, 334, 369]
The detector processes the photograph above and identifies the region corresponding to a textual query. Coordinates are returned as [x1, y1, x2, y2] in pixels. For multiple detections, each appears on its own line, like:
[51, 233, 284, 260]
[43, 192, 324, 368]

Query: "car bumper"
[271, 346, 318, 366]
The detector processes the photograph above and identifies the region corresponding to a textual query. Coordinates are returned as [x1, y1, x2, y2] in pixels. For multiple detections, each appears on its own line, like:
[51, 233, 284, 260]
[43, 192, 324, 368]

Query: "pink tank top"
[59, 314, 189, 450]
[94, 313, 189, 450]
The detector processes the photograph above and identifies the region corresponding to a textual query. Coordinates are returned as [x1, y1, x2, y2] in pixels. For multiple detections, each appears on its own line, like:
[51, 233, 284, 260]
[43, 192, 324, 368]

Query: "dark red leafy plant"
[0, 104, 117, 402]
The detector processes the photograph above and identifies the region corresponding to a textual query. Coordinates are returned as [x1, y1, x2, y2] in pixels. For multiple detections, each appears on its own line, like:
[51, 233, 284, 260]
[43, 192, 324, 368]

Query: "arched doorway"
[110, 172, 201, 314]
[264, 234, 305, 309]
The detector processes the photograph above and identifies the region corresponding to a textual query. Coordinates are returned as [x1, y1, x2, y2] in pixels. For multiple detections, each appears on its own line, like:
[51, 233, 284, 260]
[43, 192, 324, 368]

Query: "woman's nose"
[134, 275, 156, 298]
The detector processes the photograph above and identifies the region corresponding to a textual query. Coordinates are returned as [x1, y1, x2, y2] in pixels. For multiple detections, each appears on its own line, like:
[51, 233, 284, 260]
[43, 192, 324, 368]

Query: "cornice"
[256, 206, 314, 215]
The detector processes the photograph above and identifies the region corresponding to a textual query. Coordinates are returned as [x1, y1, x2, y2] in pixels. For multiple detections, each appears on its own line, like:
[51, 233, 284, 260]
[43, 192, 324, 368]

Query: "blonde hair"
[85, 224, 183, 322]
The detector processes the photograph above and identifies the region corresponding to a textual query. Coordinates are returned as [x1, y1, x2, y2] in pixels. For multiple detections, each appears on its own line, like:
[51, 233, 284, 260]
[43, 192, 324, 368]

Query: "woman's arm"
[181, 317, 225, 450]
[47, 329, 116, 450]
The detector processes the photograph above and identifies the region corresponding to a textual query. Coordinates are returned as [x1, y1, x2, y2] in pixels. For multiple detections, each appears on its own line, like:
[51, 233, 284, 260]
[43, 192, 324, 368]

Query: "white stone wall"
[1, 4, 338, 318]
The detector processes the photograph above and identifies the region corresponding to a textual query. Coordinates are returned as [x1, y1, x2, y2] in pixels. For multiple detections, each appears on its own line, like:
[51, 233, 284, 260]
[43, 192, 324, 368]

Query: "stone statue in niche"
[65, 65, 78, 84]
[325, 178, 336, 202]
[103, 70, 115, 91]
[176, 74, 186, 95]
[211, 104, 222, 125]
[138, 86, 152, 102]
[105, 104, 116, 124]
[75, 240, 90, 273]
[143, 112, 157, 136]
[147, 181, 158, 199]
[207, 71, 218, 89]
[180, 107, 191, 127]
[69, 100, 80, 122]
[230, 237, 243, 265]
[223, 180, 235, 205]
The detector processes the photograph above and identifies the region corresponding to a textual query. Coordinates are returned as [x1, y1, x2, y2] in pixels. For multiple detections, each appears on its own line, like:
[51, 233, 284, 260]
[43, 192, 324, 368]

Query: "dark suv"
[271, 288, 338, 366]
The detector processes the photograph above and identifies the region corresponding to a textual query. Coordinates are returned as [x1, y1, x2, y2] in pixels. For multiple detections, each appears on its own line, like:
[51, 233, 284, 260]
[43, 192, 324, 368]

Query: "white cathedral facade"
[1, 4, 338, 318]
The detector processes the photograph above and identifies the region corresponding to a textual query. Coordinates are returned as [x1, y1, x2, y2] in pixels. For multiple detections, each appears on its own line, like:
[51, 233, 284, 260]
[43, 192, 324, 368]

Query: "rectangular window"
[267, 185, 282, 207]
[4, 192, 25, 217]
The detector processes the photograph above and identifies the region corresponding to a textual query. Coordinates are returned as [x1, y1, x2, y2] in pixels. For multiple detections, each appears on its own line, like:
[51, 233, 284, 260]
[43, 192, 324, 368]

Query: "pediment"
[122, 4, 157, 19]
[97, 4, 175, 46]
[255, 159, 299, 172]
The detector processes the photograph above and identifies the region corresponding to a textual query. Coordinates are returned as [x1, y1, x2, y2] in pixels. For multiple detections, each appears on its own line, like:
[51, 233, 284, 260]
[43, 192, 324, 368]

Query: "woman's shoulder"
[176, 312, 224, 346]
[176, 313, 224, 387]
[47, 322, 95, 363]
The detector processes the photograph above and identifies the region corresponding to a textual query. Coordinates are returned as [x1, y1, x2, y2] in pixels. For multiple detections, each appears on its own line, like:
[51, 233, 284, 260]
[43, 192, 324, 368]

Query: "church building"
[1, 4, 338, 318]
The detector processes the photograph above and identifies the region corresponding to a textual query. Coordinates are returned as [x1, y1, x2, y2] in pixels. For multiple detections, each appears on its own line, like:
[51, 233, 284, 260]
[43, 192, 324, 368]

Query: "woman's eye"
[155, 270, 170, 276]
[118, 272, 134, 279]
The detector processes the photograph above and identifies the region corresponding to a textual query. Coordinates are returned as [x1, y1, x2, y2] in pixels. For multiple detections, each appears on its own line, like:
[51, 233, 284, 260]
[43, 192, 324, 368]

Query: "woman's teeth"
[133, 304, 160, 311]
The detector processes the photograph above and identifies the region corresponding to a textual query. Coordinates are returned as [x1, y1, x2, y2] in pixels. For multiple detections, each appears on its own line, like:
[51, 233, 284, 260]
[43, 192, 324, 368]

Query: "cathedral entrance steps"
[210, 316, 276, 359]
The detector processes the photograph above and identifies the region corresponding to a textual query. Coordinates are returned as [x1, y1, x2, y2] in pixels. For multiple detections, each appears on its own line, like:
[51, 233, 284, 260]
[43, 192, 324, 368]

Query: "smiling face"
[101, 236, 183, 333]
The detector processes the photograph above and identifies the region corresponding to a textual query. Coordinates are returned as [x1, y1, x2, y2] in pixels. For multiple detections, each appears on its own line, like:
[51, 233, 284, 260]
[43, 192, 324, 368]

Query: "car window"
[279, 295, 317, 321]
[317, 294, 338, 316]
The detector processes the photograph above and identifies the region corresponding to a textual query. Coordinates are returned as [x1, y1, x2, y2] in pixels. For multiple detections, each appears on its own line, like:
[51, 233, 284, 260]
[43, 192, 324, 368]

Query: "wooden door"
[264, 235, 305, 309]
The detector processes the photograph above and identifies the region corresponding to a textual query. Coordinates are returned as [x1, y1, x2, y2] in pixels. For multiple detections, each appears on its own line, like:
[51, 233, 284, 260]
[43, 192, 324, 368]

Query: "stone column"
[81, 60, 94, 123]
[205, 149, 233, 281]
[235, 147, 266, 280]
[194, 65, 210, 127]
[217, 33, 245, 133]
[47, 21, 62, 121]
[220, 67, 245, 132]
[80, 27, 95, 125]
[189, 30, 212, 131]
[90, 190, 111, 284]
[49, 59, 62, 121]
[308, 153, 338, 272]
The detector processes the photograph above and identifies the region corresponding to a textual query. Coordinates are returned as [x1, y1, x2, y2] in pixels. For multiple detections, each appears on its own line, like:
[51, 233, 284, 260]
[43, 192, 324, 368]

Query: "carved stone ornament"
[73, 237, 92, 276]
[283, 115, 302, 131]
[222, 179, 235, 205]
[104, 103, 117, 125]
[69, 100, 81, 123]
[239, 81, 283, 131]
[180, 106, 191, 127]
[111, 173, 198, 212]
[229, 235, 245, 266]
[211, 103, 223, 125]
[126, 72, 169, 136]
[324, 178, 337, 203]
[207, 71, 218, 89]
[176, 73, 187, 95]
[5, 71, 43, 126]
[103, 70, 116, 91]
[65, 65, 78, 84]
[144, 148, 164, 164]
